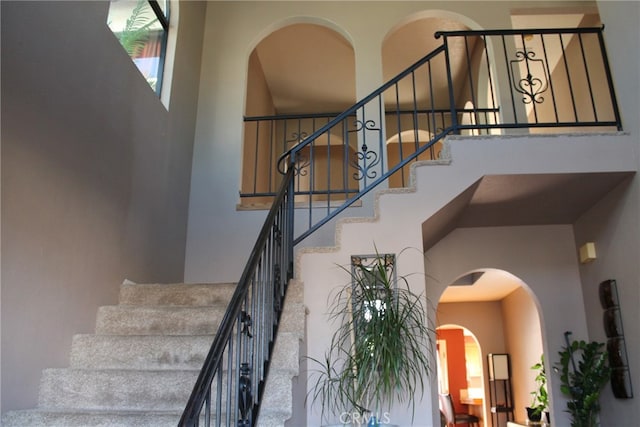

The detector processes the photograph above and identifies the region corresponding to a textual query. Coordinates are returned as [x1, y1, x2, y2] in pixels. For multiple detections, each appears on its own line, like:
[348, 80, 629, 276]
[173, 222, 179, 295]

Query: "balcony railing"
[240, 27, 620, 245]
[181, 26, 621, 427]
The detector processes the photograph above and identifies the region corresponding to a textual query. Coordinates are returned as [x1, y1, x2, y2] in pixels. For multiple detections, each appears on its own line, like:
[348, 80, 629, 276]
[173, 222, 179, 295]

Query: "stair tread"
[1, 408, 183, 427]
[95, 305, 226, 335]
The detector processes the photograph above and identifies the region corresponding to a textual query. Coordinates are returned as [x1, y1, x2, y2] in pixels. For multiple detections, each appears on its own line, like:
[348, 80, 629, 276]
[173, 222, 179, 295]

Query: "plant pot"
[526, 407, 542, 422]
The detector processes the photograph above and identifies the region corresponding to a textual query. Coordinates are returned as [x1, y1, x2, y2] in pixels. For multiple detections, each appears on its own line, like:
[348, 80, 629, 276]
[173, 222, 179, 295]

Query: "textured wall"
[1, 0, 206, 412]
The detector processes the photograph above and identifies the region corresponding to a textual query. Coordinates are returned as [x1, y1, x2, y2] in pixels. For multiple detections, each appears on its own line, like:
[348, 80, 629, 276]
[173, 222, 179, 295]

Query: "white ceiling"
[439, 269, 523, 304]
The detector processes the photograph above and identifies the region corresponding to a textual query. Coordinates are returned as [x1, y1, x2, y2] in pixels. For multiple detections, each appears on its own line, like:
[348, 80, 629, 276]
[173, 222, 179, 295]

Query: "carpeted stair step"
[39, 367, 296, 414]
[119, 282, 237, 306]
[0, 409, 184, 427]
[69, 334, 214, 370]
[38, 368, 200, 411]
[70, 332, 301, 372]
[95, 305, 225, 335]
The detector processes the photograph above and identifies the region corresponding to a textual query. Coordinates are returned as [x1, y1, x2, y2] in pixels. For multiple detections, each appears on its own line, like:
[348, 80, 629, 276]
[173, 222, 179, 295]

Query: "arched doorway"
[436, 324, 485, 425]
[435, 268, 546, 426]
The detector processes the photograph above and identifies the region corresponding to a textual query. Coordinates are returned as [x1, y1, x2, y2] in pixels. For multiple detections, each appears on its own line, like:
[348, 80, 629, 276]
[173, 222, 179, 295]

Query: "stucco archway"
[434, 266, 547, 427]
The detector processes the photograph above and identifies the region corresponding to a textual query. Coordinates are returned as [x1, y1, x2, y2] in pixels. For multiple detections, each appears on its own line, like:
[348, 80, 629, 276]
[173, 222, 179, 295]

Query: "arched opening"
[436, 268, 545, 427]
[436, 324, 485, 425]
[385, 130, 443, 188]
[381, 14, 497, 188]
[241, 22, 356, 207]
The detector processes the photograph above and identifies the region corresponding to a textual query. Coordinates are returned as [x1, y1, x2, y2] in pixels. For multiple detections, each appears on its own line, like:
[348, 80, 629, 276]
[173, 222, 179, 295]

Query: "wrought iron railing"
[181, 27, 621, 427]
[241, 108, 499, 200]
[179, 167, 295, 426]
[263, 26, 619, 244]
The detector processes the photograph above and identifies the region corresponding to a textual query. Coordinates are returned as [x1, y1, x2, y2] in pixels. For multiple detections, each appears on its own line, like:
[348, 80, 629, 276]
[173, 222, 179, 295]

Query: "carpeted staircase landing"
[2, 280, 305, 427]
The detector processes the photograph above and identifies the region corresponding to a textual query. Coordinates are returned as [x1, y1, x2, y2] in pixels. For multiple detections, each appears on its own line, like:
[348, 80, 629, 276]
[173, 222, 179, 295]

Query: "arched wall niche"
[246, 15, 355, 55]
[381, 11, 499, 188]
[241, 19, 357, 207]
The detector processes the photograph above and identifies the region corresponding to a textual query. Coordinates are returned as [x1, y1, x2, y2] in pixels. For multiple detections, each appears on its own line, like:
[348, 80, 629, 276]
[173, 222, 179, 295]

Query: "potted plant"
[307, 249, 432, 426]
[527, 354, 549, 424]
[556, 331, 610, 427]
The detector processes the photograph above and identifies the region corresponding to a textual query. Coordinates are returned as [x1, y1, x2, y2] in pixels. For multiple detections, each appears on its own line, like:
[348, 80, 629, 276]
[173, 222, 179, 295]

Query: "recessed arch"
[436, 324, 485, 423]
[241, 20, 357, 207]
[380, 12, 495, 190]
[381, 10, 502, 154]
[383, 9, 485, 44]
[247, 15, 355, 55]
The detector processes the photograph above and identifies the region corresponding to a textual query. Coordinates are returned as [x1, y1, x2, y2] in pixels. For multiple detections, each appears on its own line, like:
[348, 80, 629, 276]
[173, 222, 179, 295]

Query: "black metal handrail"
[179, 166, 295, 426]
[182, 26, 621, 427]
[241, 108, 498, 200]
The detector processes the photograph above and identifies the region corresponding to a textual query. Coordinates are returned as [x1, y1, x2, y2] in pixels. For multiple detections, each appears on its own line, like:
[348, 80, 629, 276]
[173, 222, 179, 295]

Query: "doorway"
[437, 325, 485, 426]
[434, 267, 546, 426]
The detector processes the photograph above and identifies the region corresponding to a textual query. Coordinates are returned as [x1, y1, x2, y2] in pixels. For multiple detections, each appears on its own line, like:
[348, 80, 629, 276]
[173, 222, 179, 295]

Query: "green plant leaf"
[306, 248, 433, 423]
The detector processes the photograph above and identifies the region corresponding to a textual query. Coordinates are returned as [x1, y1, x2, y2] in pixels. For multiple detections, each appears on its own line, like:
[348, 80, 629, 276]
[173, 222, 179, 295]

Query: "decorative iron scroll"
[238, 362, 252, 426]
[349, 119, 381, 181]
[240, 311, 252, 338]
[286, 131, 308, 146]
[510, 49, 549, 104]
[351, 253, 395, 270]
[292, 152, 309, 177]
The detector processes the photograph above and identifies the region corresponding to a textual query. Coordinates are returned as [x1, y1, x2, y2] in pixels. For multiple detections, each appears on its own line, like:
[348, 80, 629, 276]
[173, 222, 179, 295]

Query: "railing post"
[286, 162, 295, 280]
[442, 34, 459, 134]
[597, 27, 623, 131]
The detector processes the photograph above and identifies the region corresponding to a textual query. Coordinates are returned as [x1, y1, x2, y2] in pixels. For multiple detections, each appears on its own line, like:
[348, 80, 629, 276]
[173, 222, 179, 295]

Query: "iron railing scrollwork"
[179, 167, 295, 427]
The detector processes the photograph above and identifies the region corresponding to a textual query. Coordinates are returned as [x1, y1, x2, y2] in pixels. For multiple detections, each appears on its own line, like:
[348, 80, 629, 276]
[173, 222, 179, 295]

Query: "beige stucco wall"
[1, 0, 206, 413]
[502, 287, 544, 423]
[426, 225, 586, 427]
[3, 1, 638, 425]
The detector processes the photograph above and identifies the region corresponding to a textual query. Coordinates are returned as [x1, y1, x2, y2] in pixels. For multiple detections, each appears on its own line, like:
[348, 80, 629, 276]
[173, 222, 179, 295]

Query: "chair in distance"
[439, 393, 480, 427]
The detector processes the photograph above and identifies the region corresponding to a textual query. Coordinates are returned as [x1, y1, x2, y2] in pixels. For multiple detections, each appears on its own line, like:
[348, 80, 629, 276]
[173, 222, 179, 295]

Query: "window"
[350, 253, 396, 323]
[107, 0, 169, 94]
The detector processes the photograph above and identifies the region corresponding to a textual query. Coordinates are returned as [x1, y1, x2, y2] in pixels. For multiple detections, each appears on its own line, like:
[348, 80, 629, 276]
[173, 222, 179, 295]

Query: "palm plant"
[556, 331, 610, 427]
[308, 249, 432, 425]
[116, 0, 155, 57]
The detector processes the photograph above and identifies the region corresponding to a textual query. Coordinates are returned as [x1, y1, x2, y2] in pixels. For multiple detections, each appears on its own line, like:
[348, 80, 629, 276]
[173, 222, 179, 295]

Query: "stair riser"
[39, 369, 200, 410]
[70, 333, 300, 372]
[95, 306, 224, 335]
[119, 283, 237, 306]
[70, 335, 213, 370]
[1, 409, 286, 427]
[39, 368, 294, 413]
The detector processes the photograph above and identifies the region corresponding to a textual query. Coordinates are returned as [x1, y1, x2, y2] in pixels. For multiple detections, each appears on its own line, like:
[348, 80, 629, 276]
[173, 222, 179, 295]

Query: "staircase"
[2, 280, 305, 427]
